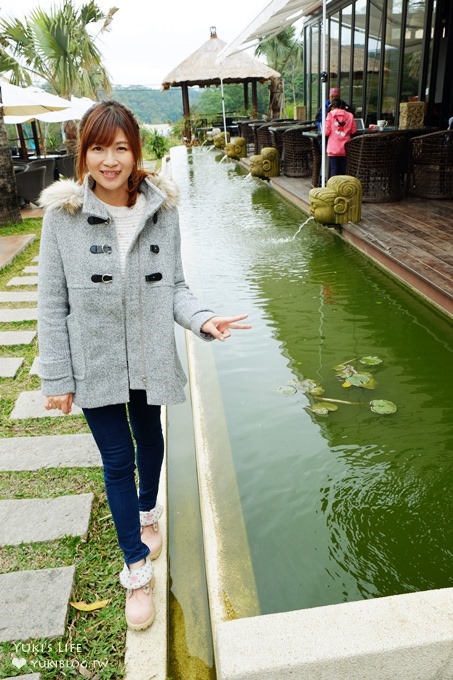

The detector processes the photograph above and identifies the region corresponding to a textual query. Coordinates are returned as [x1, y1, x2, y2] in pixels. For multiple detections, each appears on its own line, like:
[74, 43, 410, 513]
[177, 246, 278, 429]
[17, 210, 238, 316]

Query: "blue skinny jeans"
[83, 390, 164, 566]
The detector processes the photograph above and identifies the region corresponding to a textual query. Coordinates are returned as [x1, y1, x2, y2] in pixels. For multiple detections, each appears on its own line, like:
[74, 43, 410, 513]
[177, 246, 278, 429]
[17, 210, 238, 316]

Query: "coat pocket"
[66, 314, 86, 380]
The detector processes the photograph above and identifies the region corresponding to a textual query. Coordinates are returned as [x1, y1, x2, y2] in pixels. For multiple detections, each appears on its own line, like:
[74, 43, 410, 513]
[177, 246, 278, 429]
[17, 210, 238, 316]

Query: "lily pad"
[369, 399, 397, 414]
[359, 355, 383, 366]
[309, 403, 329, 415]
[335, 365, 355, 379]
[315, 401, 338, 412]
[347, 372, 374, 387]
[298, 379, 319, 394]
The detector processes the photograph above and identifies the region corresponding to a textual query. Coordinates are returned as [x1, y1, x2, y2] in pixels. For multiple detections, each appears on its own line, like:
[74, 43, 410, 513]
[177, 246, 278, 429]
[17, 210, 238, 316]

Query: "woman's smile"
[85, 128, 134, 205]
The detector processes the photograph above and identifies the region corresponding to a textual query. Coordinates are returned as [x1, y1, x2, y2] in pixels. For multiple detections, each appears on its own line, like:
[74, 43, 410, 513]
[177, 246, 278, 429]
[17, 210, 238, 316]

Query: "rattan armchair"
[55, 154, 76, 179]
[28, 158, 57, 187]
[407, 130, 453, 199]
[345, 132, 406, 202]
[281, 126, 313, 177]
[15, 165, 46, 206]
[238, 120, 262, 154]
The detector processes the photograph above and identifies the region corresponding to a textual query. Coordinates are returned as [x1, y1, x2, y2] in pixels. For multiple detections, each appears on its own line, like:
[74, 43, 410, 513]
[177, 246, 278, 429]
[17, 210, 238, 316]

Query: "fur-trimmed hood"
[39, 173, 179, 214]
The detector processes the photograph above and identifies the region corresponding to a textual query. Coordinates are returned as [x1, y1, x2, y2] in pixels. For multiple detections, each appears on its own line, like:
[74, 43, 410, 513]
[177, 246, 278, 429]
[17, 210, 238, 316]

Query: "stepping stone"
[0, 291, 38, 302]
[0, 308, 38, 322]
[0, 434, 101, 470]
[0, 565, 75, 642]
[0, 494, 94, 546]
[7, 276, 38, 287]
[0, 234, 36, 270]
[32, 255, 39, 262]
[0, 357, 24, 378]
[29, 356, 39, 375]
[22, 266, 39, 274]
[10, 391, 82, 419]
[0, 331, 36, 346]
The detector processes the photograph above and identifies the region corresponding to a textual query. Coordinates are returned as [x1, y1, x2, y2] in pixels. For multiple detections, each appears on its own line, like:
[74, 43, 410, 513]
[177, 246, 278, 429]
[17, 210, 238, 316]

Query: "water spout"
[291, 216, 314, 240]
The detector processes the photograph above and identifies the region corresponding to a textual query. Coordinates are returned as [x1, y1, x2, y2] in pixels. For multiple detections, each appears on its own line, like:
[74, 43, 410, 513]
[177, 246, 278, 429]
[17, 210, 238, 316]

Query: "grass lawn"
[0, 218, 127, 679]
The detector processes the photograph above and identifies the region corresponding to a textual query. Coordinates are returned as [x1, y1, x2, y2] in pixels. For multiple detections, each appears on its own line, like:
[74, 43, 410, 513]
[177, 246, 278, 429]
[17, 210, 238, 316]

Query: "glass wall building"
[303, 0, 452, 128]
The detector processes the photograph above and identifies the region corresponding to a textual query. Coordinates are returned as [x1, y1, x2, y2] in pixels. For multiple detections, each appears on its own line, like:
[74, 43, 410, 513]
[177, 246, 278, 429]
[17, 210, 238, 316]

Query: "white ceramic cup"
[377, 119, 388, 129]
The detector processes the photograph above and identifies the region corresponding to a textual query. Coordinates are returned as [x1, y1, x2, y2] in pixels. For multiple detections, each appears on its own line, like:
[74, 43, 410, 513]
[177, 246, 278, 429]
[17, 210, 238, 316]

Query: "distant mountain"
[112, 86, 202, 124]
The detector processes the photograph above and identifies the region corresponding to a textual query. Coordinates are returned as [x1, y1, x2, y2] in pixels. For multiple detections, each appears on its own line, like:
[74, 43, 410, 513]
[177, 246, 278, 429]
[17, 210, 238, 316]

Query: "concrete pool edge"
[214, 587, 453, 679]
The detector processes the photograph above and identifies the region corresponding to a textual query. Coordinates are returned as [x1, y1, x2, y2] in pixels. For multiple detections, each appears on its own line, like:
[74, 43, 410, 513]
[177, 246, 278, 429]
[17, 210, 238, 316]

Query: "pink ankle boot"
[119, 556, 155, 631]
[140, 504, 163, 560]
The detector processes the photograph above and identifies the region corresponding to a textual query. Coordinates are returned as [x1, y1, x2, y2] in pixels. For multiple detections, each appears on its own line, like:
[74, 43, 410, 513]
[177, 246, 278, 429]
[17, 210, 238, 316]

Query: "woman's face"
[85, 127, 135, 205]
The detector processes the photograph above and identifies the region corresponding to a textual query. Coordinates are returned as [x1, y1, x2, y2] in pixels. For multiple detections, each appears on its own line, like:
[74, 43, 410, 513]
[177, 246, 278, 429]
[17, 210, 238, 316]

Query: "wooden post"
[16, 124, 27, 160]
[251, 81, 258, 117]
[181, 83, 191, 143]
[243, 81, 249, 112]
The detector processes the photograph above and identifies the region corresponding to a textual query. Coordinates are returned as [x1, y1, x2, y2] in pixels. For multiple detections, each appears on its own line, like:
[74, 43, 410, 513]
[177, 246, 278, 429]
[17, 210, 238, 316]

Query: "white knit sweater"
[102, 193, 146, 272]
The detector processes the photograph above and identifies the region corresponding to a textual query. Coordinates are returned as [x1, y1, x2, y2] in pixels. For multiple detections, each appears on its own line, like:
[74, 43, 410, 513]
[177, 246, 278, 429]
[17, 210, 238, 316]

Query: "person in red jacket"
[324, 98, 357, 177]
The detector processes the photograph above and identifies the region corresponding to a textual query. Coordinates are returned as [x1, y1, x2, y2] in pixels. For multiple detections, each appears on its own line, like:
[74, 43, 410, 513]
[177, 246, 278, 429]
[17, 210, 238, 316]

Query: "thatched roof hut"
[162, 27, 280, 140]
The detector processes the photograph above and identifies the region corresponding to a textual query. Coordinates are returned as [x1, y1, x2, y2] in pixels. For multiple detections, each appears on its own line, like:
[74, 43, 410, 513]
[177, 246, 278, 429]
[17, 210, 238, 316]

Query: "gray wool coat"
[37, 174, 215, 408]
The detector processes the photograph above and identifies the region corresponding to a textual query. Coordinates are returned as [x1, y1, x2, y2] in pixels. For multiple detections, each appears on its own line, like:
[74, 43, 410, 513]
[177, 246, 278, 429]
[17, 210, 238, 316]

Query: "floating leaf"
[369, 399, 397, 414]
[277, 385, 297, 395]
[342, 381, 352, 388]
[347, 372, 375, 387]
[297, 379, 318, 393]
[359, 355, 383, 366]
[309, 385, 325, 396]
[309, 403, 329, 415]
[315, 401, 338, 412]
[335, 364, 355, 379]
[361, 377, 378, 390]
[70, 599, 110, 612]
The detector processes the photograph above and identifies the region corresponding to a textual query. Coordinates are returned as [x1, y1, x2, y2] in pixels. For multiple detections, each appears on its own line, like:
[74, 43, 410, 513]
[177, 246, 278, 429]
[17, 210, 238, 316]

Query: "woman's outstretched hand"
[201, 314, 251, 341]
[44, 393, 73, 414]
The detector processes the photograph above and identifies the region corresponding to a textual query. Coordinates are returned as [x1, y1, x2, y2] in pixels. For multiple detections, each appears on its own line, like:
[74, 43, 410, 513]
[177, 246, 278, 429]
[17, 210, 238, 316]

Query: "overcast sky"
[0, 0, 269, 87]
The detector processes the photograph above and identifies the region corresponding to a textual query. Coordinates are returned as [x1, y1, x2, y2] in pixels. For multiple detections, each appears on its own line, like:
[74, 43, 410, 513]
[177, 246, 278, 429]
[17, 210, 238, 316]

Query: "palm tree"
[0, 0, 117, 226]
[0, 88, 22, 225]
[255, 27, 304, 115]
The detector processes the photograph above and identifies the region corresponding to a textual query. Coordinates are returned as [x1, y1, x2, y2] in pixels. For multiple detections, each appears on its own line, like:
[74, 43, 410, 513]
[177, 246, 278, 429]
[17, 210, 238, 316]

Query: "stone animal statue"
[309, 175, 362, 225]
[249, 147, 280, 179]
[225, 137, 247, 159]
[213, 131, 231, 149]
[205, 127, 221, 141]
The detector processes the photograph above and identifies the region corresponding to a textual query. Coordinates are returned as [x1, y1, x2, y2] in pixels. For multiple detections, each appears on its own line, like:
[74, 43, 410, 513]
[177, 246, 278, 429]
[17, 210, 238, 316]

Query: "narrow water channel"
[170, 145, 452, 618]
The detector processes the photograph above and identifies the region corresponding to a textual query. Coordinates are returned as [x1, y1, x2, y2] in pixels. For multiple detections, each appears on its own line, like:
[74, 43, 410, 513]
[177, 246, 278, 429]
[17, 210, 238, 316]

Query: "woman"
[324, 98, 357, 177]
[38, 101, 250, 631]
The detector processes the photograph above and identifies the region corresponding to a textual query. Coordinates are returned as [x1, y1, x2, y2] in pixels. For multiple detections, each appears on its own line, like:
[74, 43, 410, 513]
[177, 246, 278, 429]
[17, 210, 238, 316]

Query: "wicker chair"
[15, 165, 46, 206]
[345, 132, 407, 202]
[407, 130, 453, 199]
[255, 120, 294, 154]
[28, 157, 57, 187]
[55, 154, 76, 179]
[281, 126, 313, 177]
[239, 120, 262, 154]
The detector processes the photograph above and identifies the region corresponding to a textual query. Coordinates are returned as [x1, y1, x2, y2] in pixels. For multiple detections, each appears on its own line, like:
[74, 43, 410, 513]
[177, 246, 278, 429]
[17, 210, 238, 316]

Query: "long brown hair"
[77, 100, 149, 207]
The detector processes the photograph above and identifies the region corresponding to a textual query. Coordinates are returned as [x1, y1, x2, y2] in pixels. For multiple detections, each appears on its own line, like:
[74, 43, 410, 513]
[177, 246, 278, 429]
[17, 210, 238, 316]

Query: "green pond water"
[170, 145, 453, 616]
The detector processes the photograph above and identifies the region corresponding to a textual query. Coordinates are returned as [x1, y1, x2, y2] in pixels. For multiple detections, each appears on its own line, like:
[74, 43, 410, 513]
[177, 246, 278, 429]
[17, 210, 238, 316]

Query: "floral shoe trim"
[140, 503, 163, 528]
[119, 555, 154, 590]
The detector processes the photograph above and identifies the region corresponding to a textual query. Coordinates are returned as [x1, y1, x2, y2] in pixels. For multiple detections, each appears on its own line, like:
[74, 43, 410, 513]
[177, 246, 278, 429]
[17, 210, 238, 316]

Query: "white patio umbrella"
[0, 78, 71, 116]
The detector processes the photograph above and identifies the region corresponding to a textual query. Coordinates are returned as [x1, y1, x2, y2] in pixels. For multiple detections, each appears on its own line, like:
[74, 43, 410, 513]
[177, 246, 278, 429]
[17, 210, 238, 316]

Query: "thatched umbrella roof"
[162, 28, 280, 141]
[162, 28, 280, 89]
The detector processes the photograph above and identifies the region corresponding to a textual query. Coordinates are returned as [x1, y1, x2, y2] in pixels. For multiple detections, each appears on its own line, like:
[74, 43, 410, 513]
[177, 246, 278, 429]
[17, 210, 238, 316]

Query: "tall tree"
[0, 1, 117, 226]
[255, 27, 304, 114]
[0, 86, 22, 225]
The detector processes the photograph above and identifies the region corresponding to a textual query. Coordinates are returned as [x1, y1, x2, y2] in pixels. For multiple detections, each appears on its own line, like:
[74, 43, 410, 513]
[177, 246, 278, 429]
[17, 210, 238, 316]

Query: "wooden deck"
[243, 164, 453, 318]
